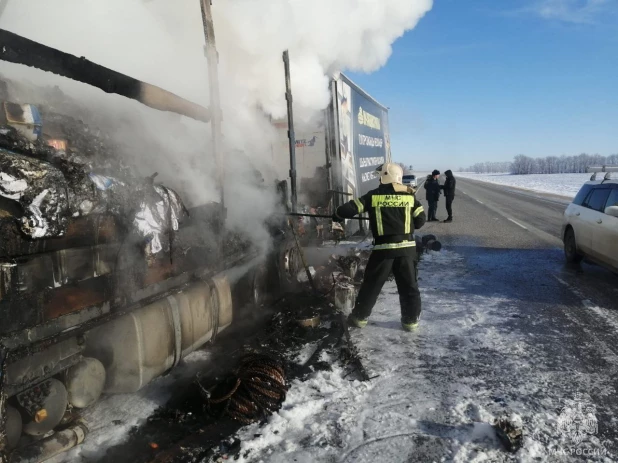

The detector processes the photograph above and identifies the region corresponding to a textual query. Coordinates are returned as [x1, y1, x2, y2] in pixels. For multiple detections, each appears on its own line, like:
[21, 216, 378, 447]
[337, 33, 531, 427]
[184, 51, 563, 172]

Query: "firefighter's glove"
[332, 212, 345, 223]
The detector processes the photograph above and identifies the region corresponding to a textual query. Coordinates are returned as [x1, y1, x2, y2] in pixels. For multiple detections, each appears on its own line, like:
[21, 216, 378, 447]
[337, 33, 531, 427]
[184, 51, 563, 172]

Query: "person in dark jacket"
[332, 163, 426, 331]
[423, 170, 441, 221]
[441, 169, 456, 222]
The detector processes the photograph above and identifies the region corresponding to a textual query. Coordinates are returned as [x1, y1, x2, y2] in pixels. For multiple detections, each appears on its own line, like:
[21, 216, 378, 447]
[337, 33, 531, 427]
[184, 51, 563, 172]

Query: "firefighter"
[424, 170, 441, 221]
[332, 163, 426, 331]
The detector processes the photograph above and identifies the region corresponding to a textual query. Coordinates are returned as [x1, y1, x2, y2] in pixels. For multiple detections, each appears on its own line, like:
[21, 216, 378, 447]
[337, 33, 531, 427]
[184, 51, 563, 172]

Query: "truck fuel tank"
[83, 274, 233, 393]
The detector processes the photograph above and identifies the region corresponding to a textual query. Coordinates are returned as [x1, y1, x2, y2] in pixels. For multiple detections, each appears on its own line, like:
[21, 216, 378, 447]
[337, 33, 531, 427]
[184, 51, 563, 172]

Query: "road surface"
[368, 177, 618, 460]
[54, 178, 618, 462]
[423, 177, 617, 310]
[231, 178, 618, 462]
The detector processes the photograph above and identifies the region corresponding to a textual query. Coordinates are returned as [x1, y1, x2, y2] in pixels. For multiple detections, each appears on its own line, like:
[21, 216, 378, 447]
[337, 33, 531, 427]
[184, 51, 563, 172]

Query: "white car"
[403, 174, 417, 188]
[562, 176, 618, 272]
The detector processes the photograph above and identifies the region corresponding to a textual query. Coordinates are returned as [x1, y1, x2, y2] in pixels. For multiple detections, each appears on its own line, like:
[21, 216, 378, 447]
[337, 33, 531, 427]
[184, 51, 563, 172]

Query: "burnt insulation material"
[0, 144, 188, 253]
[0, 148, 69, 238]
[0, 84, 189, 247]
[0, 127, 188, 255]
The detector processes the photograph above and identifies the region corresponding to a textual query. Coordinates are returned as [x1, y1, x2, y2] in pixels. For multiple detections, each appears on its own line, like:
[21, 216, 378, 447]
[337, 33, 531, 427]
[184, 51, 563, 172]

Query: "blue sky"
[348, 0, 618, 171]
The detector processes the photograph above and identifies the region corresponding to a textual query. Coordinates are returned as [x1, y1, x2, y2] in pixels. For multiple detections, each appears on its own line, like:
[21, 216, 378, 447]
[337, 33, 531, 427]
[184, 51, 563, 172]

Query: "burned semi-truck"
[0, 26, 301, 460]
[0, 11, 392, 460]
[271, 73, 392, 219]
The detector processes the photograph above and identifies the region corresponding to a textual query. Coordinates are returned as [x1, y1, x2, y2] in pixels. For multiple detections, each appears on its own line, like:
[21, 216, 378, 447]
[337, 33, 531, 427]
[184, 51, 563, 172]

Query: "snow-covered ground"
[456, 173, 592, 198]
[49, 349, 216, 462]
[50, 246, 617, 462]
[234, 250, 615, 462]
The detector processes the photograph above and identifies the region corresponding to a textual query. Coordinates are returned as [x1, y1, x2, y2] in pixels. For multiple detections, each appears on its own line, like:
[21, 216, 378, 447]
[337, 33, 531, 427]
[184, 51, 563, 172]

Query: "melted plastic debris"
[0, 93, 191, 248]
[134, 185, 187, 255]
[0, 148, 69, 238]
[89, 173, 116, 191]
[0, 171, 27, 200]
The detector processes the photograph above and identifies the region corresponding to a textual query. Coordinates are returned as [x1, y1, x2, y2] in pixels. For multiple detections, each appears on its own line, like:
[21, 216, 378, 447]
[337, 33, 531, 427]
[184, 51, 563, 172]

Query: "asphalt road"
[411, 176, 618, 459]
[418, 177, 617, 309]
[420, 177, 568, 247]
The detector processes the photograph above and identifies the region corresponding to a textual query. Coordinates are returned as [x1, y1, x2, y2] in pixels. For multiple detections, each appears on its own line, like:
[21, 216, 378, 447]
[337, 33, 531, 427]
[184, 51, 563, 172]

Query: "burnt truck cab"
[0, 96, 281, 451]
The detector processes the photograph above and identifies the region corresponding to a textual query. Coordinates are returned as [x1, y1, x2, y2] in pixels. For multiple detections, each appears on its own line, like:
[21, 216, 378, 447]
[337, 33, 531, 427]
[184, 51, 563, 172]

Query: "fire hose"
[287, 212, 368, 221]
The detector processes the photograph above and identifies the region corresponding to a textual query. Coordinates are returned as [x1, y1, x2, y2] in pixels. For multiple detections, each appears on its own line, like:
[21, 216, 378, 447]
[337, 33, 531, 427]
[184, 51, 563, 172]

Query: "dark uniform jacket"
[442, 170, 456, 198]
[335, 183, 426, 251]
[424, 177, 441, 202]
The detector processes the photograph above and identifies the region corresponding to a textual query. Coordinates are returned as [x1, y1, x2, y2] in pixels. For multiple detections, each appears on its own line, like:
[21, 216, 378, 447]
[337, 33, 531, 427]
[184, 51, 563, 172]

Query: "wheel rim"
[253, 272, 262, 306]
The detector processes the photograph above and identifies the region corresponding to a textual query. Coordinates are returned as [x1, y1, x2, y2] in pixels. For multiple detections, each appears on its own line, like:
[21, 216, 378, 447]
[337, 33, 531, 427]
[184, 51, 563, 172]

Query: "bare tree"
[467, 152, 618, 175]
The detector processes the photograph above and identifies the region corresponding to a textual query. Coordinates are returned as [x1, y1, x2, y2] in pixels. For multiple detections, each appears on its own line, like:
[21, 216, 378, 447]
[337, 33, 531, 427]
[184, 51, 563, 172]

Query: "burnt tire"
[564, 228, 583, 264]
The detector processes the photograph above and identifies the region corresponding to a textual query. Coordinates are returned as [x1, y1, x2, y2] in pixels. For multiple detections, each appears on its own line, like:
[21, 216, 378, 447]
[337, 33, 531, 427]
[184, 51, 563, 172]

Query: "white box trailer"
[272, 73, 392, 213]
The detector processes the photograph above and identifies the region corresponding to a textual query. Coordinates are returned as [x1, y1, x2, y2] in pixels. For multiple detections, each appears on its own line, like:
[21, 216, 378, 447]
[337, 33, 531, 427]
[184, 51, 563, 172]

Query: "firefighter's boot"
[348, 314, 368, 328]
[402, 319, 419, 331]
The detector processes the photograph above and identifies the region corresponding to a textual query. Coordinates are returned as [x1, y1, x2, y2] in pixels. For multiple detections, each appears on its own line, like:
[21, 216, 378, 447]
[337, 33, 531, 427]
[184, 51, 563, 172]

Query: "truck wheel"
[246, 263, 268, 309]
[564, 228, 583, 264]
[278, 240, 302, 291]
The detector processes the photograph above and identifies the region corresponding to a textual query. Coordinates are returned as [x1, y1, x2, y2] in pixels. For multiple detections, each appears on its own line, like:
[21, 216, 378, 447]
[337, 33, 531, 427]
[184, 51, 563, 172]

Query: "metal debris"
[493, 416, 523, 452]
[200, 354, 287, 425]
[296, 313, 320, 328]
[420, 234, 442, 252]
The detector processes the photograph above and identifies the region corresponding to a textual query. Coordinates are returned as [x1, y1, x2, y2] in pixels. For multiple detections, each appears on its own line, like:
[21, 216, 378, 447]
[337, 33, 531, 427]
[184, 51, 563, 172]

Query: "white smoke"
[214, 0, 432, 121]
[0, 0, 432, 251]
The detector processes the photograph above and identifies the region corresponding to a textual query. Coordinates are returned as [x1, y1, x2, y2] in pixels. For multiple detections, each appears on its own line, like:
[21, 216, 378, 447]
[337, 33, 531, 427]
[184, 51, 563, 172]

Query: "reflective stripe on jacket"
[335, 183, 426, 249]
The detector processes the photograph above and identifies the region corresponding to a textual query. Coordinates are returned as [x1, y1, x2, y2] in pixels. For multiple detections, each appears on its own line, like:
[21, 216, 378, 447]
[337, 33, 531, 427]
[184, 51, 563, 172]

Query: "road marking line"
[458, 178, 570, 206]
[476, 199, 484, 204]
[508, 218, 528, 230]
[458, 181, 562, 247]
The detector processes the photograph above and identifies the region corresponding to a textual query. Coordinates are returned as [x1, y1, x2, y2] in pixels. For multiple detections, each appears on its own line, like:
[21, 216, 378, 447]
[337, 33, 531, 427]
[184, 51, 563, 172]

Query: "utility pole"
[199, 0, 225, 215]
[282, 50, 298, 213]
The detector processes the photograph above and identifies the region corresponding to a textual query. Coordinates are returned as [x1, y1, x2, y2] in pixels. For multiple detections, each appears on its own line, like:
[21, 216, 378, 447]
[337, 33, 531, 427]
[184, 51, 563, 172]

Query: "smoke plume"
[0, 0, 432, 251]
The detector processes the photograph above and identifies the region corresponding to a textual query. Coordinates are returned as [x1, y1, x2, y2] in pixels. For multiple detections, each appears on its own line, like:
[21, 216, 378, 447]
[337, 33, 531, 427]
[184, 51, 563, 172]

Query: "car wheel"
[564, 228, 583, 264]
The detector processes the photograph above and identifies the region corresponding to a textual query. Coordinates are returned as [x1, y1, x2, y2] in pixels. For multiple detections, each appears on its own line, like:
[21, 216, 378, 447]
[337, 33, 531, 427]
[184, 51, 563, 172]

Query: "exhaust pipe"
[10, 421, 88, 463]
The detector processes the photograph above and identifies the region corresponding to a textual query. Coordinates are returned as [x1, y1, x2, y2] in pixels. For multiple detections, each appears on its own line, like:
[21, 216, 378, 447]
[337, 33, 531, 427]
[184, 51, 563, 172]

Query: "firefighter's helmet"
[376, 163, 403, 185]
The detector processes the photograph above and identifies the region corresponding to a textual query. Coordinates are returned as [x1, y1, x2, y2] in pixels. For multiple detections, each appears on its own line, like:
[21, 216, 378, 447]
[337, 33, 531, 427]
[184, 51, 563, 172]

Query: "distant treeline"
[463, 154, 618, 175]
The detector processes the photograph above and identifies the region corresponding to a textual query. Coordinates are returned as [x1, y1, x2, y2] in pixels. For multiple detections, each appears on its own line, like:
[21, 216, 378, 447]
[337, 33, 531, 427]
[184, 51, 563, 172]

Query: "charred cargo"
[0, 78, 285, 457]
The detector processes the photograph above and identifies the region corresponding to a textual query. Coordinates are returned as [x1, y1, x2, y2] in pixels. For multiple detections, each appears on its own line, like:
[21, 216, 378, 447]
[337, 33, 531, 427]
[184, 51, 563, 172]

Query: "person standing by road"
[423, 170, 441, 222]
[441, 169, 456, 223]
[332, 163, 426, 331]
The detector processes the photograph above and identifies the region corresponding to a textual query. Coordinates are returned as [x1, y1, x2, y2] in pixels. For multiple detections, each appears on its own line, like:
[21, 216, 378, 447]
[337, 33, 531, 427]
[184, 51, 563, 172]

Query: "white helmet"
[376, 163, 403, 185]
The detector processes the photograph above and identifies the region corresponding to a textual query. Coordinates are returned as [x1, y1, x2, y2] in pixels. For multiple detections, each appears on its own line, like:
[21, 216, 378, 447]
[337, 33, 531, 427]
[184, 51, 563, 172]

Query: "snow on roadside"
[49, 350, 215, 463]
[456, 172, 591, 198]
[235, 250, 615, 462]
